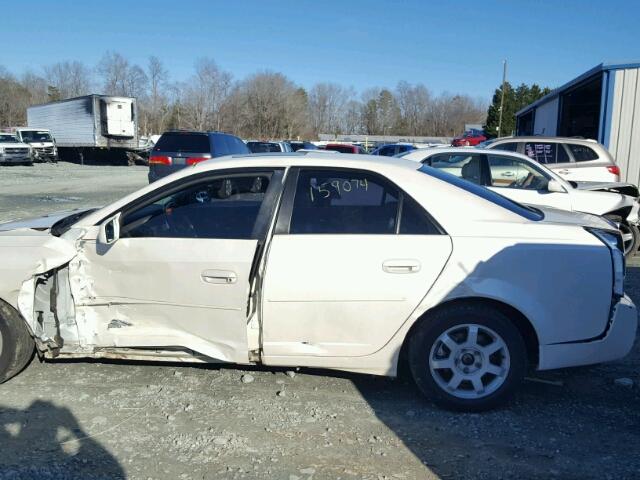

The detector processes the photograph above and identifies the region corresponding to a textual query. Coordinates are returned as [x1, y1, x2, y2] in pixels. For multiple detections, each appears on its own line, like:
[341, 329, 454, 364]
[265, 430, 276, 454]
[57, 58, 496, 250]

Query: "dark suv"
[149, 131, 249, 182]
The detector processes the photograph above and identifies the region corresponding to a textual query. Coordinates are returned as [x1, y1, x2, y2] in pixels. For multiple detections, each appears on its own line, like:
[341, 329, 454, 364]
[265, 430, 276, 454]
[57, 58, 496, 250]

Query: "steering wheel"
[163, 199, 198, 237]
[513, 173, 532, 188]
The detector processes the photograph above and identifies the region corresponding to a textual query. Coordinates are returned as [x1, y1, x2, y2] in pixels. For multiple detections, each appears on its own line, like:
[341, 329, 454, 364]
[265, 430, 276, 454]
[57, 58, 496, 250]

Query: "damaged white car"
[0, 153, 637, 411]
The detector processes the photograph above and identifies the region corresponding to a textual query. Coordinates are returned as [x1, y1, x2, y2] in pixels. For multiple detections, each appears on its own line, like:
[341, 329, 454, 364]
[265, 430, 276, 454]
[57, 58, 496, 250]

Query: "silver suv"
[483, 136, 620, 183]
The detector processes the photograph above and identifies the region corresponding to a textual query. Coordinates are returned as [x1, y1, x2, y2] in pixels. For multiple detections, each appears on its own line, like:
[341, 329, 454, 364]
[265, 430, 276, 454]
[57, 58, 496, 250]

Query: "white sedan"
[400, 147, 640, 257]
[0, 153, 636, 411]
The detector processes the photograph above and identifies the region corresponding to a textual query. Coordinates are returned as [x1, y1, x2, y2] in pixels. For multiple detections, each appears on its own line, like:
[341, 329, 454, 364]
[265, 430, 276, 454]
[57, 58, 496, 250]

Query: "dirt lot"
[0, 164, 639, 480]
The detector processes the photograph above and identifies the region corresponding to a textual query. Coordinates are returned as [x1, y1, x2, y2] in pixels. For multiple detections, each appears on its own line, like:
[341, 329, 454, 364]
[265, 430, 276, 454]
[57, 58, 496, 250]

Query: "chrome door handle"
[201, 270, 237, 284]
[382, 259, 421, 274]
[503, 171, 515, 177]
[557, 169, 570, 174]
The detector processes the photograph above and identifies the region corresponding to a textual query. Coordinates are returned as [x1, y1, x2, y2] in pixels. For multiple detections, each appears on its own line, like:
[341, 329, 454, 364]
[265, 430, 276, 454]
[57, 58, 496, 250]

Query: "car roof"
[400, 146, 539, 163]
[490, 136, 598, 143]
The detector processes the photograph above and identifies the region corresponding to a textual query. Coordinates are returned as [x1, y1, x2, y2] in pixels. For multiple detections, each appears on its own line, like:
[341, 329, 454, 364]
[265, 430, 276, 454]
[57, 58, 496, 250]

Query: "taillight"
[149, 155, 172, 165]
[607, 165, 621, 176]
[186, 157, 209, 165]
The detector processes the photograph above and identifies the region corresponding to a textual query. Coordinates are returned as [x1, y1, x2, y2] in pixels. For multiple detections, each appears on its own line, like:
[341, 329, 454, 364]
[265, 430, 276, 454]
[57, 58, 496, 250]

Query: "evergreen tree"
[484, 82, 551, 137]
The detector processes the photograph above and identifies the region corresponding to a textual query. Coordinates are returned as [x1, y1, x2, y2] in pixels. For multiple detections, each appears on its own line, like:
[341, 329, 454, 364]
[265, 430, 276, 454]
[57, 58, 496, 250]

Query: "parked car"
[452, 129, 487, 147]
[484, 136, 620, 182]
[13, 128, 58, 162]
[400, 148, 640, 256]
[246, 141, 293, 153]
[287, 141, 318, 151]
[324, 143, 366, 154]
[0, 152, 636, 411]
[371, 143, 417, 156]
[148, 131, 249, 182]
[0, 133, 32, 166]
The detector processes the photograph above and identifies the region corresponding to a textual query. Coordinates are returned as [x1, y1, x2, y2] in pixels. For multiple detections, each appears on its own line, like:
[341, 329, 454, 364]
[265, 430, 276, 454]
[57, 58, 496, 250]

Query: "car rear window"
[247, 142, 281, 153]
[418, 164, 543, 221]
[154, 133, 210, 153]
[568, 144, 599, 162]
[325, 145, 354, 153]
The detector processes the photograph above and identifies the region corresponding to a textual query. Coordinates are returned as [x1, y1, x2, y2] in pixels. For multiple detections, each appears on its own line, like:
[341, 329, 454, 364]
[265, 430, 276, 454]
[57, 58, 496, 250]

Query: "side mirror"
[547, 179, 567, 193]
[98, 213, 121, 245]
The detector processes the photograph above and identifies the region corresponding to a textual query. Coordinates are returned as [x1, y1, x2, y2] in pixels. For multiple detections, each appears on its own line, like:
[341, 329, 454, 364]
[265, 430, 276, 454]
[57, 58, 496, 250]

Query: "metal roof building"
[516, 62, 640, 184]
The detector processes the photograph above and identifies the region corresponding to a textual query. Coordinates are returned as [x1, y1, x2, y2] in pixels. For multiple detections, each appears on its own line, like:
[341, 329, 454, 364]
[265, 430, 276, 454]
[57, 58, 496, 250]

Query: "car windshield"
[418, 164, 543, 221]
[50, 208, 99, 237]
[0, 134, 18, 142]
[19, 130, 52, 142]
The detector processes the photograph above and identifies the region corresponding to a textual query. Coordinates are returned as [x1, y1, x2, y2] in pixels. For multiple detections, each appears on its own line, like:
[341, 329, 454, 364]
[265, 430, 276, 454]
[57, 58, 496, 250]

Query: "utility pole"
[497, 60, 507, 137]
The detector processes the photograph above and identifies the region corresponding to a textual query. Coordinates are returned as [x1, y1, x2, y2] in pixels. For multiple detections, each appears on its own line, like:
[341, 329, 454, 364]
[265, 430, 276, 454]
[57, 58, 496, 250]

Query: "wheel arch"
[398, 296, 540, 376]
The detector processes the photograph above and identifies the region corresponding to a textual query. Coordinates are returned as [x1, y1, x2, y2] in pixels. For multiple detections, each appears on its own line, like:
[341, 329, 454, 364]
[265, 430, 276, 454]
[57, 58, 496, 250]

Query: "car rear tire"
[408, 303, 526, 412]
[0, 300, 35, 383]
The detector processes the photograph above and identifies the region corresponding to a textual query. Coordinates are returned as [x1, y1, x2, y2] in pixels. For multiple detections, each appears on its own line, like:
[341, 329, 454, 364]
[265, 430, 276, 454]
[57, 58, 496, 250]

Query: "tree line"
[0, 52, 548, 140]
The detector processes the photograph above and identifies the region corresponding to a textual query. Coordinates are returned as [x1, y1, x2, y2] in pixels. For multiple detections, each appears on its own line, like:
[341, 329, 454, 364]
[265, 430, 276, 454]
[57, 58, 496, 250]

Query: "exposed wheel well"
[398, 297, 540, 377]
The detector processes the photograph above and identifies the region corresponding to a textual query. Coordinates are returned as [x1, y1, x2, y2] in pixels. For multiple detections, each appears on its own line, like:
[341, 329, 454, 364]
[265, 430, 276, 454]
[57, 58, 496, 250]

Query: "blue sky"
[1, 0, 638, 99]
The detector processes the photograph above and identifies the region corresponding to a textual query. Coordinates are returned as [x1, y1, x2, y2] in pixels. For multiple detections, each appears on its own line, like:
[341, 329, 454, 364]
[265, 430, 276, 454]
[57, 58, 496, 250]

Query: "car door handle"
[557, 169, 570, 174]
[201, 270, 237, 284]
[502, 171, 515, 177]
[382, 259, 421, 274]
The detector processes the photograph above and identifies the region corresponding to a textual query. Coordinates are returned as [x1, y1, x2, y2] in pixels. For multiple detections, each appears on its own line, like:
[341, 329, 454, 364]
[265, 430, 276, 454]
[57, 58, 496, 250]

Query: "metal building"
[516, 62, 640, 184]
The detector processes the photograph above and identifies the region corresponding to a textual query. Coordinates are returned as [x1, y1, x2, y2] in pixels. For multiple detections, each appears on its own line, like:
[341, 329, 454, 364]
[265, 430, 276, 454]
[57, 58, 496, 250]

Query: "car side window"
[568, 144, 599, 162]
[427, 154, 484, 185]
[120, 173, 271, 239]
[524, 142, 568, 164]
[487, 155, 549, 190]
[290, 170, 399, 234]
[492, 142, 518, 152]
[288, 169, 440, 235]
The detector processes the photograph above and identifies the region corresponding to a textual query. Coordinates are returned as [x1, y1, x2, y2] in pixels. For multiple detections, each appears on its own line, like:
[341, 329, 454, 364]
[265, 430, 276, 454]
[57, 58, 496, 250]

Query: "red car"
[324, 143, 366, 154]
[451, 130, 487, 147]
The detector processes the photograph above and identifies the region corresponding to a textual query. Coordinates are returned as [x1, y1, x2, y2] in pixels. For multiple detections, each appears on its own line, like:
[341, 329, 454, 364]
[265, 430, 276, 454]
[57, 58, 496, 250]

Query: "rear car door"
[78, 169, 283, 363]
[261, 167, 452, 360]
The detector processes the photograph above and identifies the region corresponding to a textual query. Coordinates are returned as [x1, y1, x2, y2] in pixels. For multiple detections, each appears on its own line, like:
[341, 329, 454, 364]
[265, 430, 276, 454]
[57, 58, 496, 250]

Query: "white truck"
[26, 95, 140, 165]
[13, 128, 58, 163]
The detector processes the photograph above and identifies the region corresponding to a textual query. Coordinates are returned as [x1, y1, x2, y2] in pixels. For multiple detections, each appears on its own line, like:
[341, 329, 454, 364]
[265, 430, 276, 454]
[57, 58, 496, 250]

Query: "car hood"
[573, 181, 639, 198]
[0, 208, 94, 232]
[0, 141, 30, 148]
[535, 205, 616, 231]
[568, 189, 633, 216]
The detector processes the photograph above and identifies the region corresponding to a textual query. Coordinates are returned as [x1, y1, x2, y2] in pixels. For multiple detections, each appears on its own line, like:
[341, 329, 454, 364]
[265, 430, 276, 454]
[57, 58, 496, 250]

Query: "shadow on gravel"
[0, 400, 125, 479]
[345, 267, 640, 479]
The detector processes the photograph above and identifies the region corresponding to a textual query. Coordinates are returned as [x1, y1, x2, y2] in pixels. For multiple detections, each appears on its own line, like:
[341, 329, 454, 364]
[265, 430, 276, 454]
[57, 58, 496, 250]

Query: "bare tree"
[181, 58, 232, 131]
[0, 67, 30, 125]
[97, 52, 131, 96]
[144, 56, 170, 134]
[308, 83, 351, 135]
[21, 70, 49, 105]
[227, 71, 307, 139]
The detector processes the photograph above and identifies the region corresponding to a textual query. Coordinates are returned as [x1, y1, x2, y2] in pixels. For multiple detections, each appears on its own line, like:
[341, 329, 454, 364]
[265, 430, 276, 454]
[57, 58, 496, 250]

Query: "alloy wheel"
[429, 323, 510, 399]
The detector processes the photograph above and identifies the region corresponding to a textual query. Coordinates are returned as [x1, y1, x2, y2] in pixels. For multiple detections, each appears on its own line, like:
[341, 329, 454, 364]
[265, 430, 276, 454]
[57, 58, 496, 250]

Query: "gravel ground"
[0, 163, 639, 480]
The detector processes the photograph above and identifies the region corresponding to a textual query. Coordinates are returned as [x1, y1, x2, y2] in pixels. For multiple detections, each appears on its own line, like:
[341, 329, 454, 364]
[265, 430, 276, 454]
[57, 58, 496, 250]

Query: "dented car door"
[67, 169, 282, 363]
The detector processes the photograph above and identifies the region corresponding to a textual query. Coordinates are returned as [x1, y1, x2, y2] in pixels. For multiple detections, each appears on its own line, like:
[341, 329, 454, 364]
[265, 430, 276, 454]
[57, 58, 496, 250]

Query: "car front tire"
[408, 303, 527, 412]
[0, 300, 35, 383]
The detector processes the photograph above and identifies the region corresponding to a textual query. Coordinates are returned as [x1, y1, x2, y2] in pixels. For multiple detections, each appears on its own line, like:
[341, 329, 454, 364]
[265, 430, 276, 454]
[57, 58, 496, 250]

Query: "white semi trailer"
[27, 95, 140, 164]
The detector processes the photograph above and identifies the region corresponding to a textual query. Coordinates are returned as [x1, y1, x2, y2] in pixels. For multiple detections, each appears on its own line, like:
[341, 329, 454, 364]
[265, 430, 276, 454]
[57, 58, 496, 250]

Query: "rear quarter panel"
[428, 231, 612, 344]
